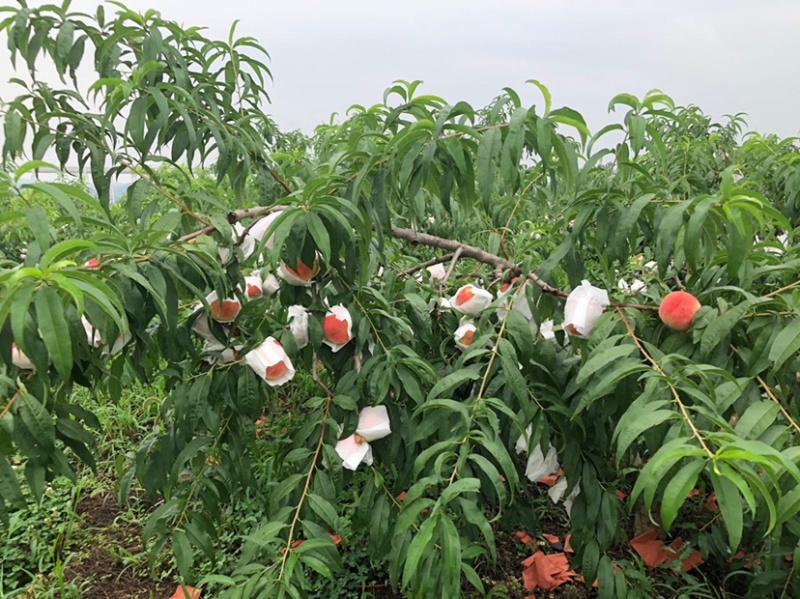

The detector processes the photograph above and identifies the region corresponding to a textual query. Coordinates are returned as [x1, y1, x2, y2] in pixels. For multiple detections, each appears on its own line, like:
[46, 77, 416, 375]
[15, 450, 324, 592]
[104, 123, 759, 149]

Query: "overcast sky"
[2, 0, 800, 139]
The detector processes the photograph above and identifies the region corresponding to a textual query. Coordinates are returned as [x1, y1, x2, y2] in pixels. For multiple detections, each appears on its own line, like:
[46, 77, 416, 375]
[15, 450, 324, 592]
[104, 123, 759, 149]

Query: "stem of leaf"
[278, 342, 334, 580]
[615, 306, 714, 458]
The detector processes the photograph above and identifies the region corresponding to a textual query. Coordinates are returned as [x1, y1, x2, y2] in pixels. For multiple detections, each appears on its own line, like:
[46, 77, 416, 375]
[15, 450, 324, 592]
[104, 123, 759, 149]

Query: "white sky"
[2, 0, 800, 139]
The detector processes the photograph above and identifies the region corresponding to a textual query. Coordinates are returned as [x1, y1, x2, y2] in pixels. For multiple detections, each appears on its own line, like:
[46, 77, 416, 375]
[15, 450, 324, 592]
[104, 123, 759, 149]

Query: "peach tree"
[2, 2, 800, 597]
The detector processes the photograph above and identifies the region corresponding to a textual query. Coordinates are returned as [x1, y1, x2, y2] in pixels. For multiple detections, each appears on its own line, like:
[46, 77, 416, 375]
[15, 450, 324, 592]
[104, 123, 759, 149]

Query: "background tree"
[1, 2, 799, 597]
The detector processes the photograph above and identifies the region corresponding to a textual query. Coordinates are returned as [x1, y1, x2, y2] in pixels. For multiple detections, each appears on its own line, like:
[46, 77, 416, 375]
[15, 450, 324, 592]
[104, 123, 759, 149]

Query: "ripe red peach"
[323, 314, 351, 345]
[246, 283, 262, 299]
[658, 291, 701, 331]
[209, 299, 241, 322]
[459, 329, 474, 346]
[265, 361, 288, 381]
[455, 286, 475, 305]
[286, 258, 319, 281]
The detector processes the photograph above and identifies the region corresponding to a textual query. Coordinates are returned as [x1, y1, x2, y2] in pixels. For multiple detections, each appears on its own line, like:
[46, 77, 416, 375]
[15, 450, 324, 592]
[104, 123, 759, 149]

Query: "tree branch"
[266, 167, 293, 195]
[174, 205, 658, 312]
[177, 205, 283, 243]
[390, 228, 659, 311]
[616, 307, 715, 458]
[398, 253, 455, 277]
[392, 227, 567, 297]
[121, 161, 212, 227]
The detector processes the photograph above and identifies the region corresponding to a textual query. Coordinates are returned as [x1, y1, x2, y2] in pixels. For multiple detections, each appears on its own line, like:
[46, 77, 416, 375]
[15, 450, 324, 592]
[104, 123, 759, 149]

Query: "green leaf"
[769, 317, 800, 372]
[436, 477, 480, 509]
[734, 401, 780, 440]
[500, 350, 527, 404]
[581, 539, 601, 583]
[172, 529, 194, 580]
[428, 369, 480, 401]
[55, 20, 75, 68]
[468, 453, 507, 504]
[414, 399, 470, 430]
[18, 392, 55, 457]
[575, 359, 647, 412]
[476, 127, 501, 207]
[25, 205, 50, 251]
[776, 483, 800, 528]
[710, 471, 743, 551]
[40, 239, 96, 271]
[613, 193, 655, 261]
[299, 553, 333, 580]
[306, 212, 331, 261]
[527, 79, 552, 115]
[401, 515, 437, 590]
[458, 496, 496, 561]
[34, 286, 73, 378]
[127, 95, 147, 148]
[656, 202, 690, 274]
[3, 109, 22, 159]
[236, 367, 259, 418]
[0, 454, 25, 509]
[631, 438, 706, 508]
[700, 297, 765, 358]
[307, 493, 339, 529]
[615, 408, 675, 462]
[438, 514, 462, 598]
[499, 106, 528, 186]
[608, 93, 640, 113]
[660, 459, 706, 531]
[684, 196, 716, 271]
[576, 344, 637, 386]
[242, 520, 289, 547]
[716, 439, 800, 482]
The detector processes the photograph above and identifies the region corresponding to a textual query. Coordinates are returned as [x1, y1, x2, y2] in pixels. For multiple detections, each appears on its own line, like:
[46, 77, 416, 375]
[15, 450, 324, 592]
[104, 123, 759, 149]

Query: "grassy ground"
[1, 383, 754, 599]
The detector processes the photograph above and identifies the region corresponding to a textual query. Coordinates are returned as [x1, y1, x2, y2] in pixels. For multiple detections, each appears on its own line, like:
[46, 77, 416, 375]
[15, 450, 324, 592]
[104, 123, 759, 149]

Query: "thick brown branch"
[390, 228, 660, 311]
[172, 197, 658, 312]
[391, 227, 567, 297]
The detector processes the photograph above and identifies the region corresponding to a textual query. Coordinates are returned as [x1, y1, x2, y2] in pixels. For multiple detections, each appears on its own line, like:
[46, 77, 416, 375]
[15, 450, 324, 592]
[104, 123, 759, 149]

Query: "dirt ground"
[63, 492, 174, 599]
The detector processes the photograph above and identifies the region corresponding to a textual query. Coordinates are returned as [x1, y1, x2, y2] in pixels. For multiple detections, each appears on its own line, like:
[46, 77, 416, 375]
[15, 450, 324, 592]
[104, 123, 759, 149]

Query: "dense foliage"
[2, 2, 800, 597]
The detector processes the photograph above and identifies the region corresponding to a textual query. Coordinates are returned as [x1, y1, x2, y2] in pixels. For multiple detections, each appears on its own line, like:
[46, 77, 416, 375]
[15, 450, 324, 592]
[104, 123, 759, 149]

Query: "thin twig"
[121, 161, 212, 226]
[764, 279, 800, 299]
[279, 312, 333, 580]
[391, 228, 661, 311]
[277, 392, 333, 580]
[756, 374, 800, 435]
[447, 282, 523, 487]
[615, 307, 714, 458]
[310, 283, 336, 398]
[177, 206, 281, 243]
[237, 206, 286, 245]
[267, 168, 293, 195]
[613, 301, 659, 311]
[398, 253, 455, 277]
[729, 345, 800, 434]
[391, 227, 565, 297]
[498, 173, 543, 261]
[441, 248, 463, 287]
[167, 176, 659, 312]
[0, 389, 21, 419]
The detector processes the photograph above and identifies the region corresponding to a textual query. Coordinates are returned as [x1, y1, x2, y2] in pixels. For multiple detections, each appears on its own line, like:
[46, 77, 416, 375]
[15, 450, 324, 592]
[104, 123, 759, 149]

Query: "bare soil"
[63, 492, 173, 599]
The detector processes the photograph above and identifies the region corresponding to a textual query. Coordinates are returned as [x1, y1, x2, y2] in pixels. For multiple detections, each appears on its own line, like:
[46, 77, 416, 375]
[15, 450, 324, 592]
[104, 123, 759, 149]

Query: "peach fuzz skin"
[658, 291, 701, 331]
